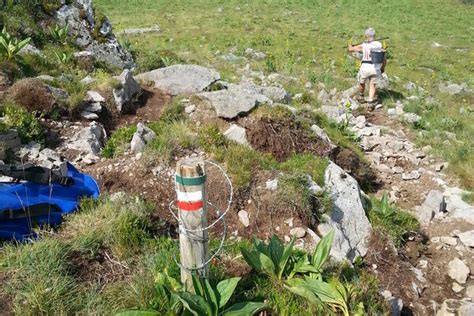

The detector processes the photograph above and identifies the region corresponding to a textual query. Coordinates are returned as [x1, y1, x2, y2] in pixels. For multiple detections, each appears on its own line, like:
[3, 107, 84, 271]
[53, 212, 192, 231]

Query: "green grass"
[95, 0, 474, 189]
[102, 125, 137, 158]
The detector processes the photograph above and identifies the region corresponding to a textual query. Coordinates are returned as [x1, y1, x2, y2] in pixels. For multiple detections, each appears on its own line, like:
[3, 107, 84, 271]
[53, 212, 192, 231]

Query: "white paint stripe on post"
[177, 190, 203, 202]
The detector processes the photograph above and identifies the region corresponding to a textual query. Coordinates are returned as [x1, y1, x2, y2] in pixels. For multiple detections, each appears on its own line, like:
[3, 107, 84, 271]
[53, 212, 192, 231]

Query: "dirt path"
[351, 105, 474, 315]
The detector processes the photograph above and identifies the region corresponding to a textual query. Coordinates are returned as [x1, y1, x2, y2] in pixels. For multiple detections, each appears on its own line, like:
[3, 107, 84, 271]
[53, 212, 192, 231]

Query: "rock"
[130, 123, 156, 154]
[46, 85, 69, 100]
[66, 122, 106, 156]
[56, 1, 135, 69]
[402, 170, 421, 180]
[317, 89, 330, 103]
[402, 112, 421, 124]
[221, 53, 243, 62]
[199, 83, 269, 119]
[238, 210, 250, 227]
[244, 48, 266, 60]
[437, 299, 474, 316]
[415, 190, 446, 225]
[18, 142, 41, 160]
[319, 105, 346, 123]
[438, 82, 467, 95]
[84, 102, 102, 113]
[259, 85, 291, 104]
[223, 124, 249, 146]
[36, 75, 55, 82]
[80, 75, 96, 85]
[441, 236, 458, 246]
[466, 285, 474, 299]
[457, 230, 474, 248]
[444, 194, 474, 224]
[18, 44, 45, 58]
[113, 69, 141, 114]
[81, 111, 99, 120]
[266, 179, 278, 191]
[36, 148, 63, 169]
[459, 302, 474, 316]
[318, 162, 372, 262]
[307, 175, 323, 194]
[447, 258, 470, 284]
[284, 217, 294, 228]
[85, 90, 105, 103]
[118, 25, 161, 35]
[136, 64, 220, 96]
[290, 227, 306, 238]
[452, 282, 464, 293]
[185, 104, 196, 114]
[404, 81, 417, 91]
[0, 130, 21, 158]
[435, 162, 446, 172]
[310, 124, 335, 148]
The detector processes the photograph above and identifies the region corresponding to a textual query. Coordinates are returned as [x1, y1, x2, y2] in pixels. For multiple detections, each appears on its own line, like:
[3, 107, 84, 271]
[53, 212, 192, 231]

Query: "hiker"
[348, 27, 386, 110]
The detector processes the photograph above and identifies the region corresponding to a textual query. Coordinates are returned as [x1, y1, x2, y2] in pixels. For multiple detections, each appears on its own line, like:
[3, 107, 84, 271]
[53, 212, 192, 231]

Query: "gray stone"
[81, 111, 99, 120]
[18, 44, 45, 58]
[46, 85, 69, 100]
[402, 112, 421, 124]
[290, 227, 306, 238]
[18, 142, 41, 160]
[310, 124, 335, 148]
[441, 236, 457, 246]
[238, 210, 250, 227]
[223, 124, 249, 146]
[404, 81, 417, 91]
[221, 53, 243, 62]
[317, 89, 330, 103]
[402, 170, 421, 180]
[199, 83, 269, 119]
[37, 148, 62, 169]
[36, 75, 55, 82]
[415, 190, 446, 226]
[319, 105, 346, 123]
[80, 75, 96, 85]
[56, 1, 134, 69]
[136, 64, 220, 96]
[438, 82, 467, 95]
[85, 91, 105, 103]
[318, 162, 372, 262]
[447, 258, 470, 284]
[457, 230, 474, 247]
[130, 123, 156, 154]
[118, 25, 161, 35]
[0, 130, 21, 156]
[244, 48, 266, 60]
[185, 104, 196, 114]
[266, 179, 278, 191]
[113, 69, 141, 114]
[466, 285, 474, 299]
[84, 102, 102, 113]
[67, 122, 106, 156]
[459, 303, 474, 316]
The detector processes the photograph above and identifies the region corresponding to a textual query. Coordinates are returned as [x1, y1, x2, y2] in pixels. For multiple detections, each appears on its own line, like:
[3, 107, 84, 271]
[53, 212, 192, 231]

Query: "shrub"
[6, 78, 54, 113]
[0, 103, 45, 143]
[102, 126, 137, 158]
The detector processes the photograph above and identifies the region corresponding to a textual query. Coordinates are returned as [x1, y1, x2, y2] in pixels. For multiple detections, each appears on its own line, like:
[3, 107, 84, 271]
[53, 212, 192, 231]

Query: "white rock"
[85, 90, 105, 103]
[266, 179, 278, 191]
[452, 282, 464, 293]
[223, 124, 249, 146]
[185, 104, 196, 114]
[466, 285, 474, 299]
[284, 217, 294, 227]
[80, 111, 99, 120]
[238, 210, 250, 227]
[457, 230, 474, 248]
[402, 170, 421, 180]
[290, 227, 306, 238]
[130, 123, 156, 154]
[441, 236, 457, 246]
[447, 258, 470, 284]
[113, 69, 141, 114]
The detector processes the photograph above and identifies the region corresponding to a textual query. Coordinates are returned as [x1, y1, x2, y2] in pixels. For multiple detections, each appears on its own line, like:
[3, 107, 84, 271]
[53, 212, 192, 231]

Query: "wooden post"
[175, 157, 208, 291]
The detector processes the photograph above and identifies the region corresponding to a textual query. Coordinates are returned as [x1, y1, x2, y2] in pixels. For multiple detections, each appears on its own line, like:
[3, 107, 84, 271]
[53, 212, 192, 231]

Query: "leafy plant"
[241, 235, 296, 280]
[176, 275, 266, 316]
[0, 27, 31, 60]
[285, 277, 364, 316]
[0, 103, 44, 143]
[54, 51, 72, 64]
[50, 24, 69, 45]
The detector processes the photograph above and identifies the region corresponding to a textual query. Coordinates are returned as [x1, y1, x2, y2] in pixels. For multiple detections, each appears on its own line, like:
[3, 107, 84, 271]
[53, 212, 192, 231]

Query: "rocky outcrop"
[318, 161, 372, 262]
[130, 123, 156, 154]
[65, 122, 106, 159]
[136, 65, 220, 95]
[113, 70, 141, 114]
[56, 0, 135, 69]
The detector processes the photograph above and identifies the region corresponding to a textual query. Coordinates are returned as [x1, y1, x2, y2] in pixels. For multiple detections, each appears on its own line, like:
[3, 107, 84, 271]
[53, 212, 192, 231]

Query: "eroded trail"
[350, 105, 474, 315]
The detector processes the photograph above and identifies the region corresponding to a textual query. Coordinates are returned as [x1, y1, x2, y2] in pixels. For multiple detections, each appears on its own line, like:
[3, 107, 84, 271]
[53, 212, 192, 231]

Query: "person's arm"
[348, 44, 363, 52]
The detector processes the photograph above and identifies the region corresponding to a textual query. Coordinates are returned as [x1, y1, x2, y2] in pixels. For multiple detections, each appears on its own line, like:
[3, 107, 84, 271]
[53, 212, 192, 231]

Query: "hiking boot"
[354, 93, 366, 103]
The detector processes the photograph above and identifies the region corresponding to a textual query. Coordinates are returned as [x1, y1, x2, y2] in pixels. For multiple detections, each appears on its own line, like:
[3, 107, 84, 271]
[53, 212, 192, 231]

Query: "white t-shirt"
[361, 41, 382, 71]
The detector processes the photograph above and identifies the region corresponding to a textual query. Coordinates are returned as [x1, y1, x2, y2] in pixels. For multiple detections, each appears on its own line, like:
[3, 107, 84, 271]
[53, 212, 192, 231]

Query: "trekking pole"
[343, 37, 390, 48]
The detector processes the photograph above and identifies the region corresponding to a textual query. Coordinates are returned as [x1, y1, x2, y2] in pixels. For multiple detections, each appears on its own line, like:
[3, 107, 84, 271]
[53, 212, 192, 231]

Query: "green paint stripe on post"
[175, 174, 206, 186]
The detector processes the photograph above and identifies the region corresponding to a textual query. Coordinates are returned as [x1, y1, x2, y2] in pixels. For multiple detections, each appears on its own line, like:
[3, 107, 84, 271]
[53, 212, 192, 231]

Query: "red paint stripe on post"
[176, 200, 204, 211]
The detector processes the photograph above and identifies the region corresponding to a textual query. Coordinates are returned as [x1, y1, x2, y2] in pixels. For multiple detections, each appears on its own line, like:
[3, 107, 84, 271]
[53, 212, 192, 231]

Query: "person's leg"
[368, 81, 377, 102]
[359, 82, 365, 94]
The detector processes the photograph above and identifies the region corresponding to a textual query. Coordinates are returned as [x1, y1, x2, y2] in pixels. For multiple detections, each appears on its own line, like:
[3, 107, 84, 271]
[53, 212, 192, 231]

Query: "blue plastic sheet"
[0, 162, 100, 240]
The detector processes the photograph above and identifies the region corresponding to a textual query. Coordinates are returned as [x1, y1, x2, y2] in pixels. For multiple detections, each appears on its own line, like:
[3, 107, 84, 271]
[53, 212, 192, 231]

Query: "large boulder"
[56, 1, 134, 69]
[113, 70, 141, 114]
[135, 65, 220, 95]
[318, 161, 372, 262]
[199, 83, 269, 119]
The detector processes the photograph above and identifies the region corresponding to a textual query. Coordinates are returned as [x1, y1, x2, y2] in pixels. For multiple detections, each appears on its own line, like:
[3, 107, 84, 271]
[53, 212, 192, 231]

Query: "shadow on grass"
[379, 89, 405, 102]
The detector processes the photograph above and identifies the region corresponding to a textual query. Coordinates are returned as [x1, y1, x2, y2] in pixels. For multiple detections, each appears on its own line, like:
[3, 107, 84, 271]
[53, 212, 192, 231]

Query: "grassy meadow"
[96, 0, 474, 189]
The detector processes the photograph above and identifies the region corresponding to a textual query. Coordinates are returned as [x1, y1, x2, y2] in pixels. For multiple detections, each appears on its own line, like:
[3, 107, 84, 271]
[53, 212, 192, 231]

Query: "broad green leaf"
[176, 291, 212, 316]
[302, 278, 348, 315]
[216, 277, 241, 308]
[311, 229, 334, 270]
[222, 302, 267, 316]
[295, 263, 320, 274]
[115, 311, 159, 316]
[278, 236, 295, 279]
[192, 275, 205, 298]
[203, 278, 218, 314]
[241, 249, 275, 277]
[285, 278, 321, 304]
[253, 238, 269, 256]
[269, 234, 284, 267]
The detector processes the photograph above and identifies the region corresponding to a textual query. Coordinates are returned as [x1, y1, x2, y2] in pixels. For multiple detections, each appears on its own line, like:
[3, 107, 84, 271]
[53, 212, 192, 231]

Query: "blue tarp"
[0, 162, 100, 240]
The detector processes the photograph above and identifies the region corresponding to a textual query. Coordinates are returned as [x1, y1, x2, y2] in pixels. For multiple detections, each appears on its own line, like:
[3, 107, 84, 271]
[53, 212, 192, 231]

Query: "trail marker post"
[175, 158, 208, 291]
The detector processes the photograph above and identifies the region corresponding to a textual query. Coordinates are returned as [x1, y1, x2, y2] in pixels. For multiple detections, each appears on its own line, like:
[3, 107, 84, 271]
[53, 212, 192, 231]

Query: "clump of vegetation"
[0, 102, 45, 143]
[49, 24, 69, 45]
[6, 78, 54, 113]
[0, 27, 31, 61]
[102, 125, 137, 158]
[367, 193, 419, 246]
